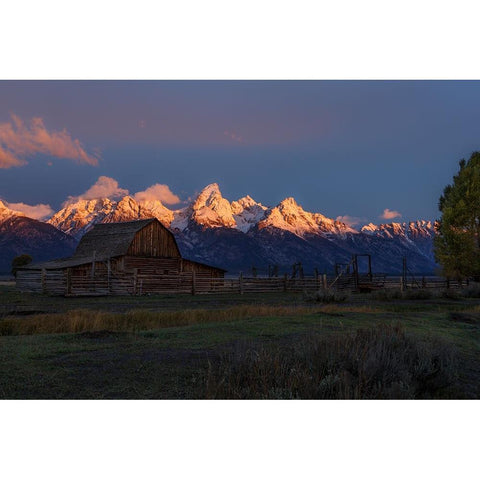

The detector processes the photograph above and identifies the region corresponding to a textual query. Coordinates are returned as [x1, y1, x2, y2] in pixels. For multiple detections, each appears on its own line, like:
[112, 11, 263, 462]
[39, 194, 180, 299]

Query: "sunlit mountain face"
[0, 183, 436, 275]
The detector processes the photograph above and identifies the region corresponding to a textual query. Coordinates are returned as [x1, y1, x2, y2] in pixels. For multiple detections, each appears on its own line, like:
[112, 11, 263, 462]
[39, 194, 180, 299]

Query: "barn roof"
[74, 218, 172, 259]
[21, 218, 178, 270]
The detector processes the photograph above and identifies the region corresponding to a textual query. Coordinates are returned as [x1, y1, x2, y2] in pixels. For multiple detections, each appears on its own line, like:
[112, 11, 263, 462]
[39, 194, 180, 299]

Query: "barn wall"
[127, 221, 180, 258]
[16, 256, 224, 296]
[16, 270, 43, 293]
[181, 259, 224, 278]
[124, 256, 181, 273]
[16, 269, 66, 295]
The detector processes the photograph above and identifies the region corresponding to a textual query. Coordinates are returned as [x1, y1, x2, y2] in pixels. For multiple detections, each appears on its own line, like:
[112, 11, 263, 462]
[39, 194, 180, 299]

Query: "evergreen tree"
[434, 152, 480, 279]
[11, 254, 33, 277]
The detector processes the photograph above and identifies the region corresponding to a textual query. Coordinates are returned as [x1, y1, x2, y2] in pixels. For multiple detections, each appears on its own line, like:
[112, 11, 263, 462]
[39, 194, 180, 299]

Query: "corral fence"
[16, 267, 470, 296]
[195, 274, 469, 295]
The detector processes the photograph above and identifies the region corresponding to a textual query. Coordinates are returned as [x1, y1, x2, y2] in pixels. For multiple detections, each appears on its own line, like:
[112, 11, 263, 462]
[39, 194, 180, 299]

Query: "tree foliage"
[11, 254, 33, 277]
[434, 152, 480, 279]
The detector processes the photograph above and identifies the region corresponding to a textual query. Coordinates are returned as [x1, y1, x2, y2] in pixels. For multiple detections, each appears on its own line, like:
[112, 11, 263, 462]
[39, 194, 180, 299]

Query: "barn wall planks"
[127, 221, 180, 258]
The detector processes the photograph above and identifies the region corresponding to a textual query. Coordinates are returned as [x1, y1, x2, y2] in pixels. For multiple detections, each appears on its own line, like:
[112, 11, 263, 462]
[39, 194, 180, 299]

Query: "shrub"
[204, 324, 459, 399]
[304, 289, 348, 303]
[439, 289, 461, 300]
[403, 288, 433, 300]
[459, 283, 480, 298]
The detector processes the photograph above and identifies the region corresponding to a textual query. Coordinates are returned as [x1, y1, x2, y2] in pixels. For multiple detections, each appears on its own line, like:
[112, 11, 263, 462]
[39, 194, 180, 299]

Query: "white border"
[2, 1, 480, 79]
[1, 1, 478, 479]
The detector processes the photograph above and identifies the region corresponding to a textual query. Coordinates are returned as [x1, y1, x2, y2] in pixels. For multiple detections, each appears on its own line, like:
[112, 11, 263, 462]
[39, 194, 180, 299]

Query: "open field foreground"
[1, 285, 479, 399]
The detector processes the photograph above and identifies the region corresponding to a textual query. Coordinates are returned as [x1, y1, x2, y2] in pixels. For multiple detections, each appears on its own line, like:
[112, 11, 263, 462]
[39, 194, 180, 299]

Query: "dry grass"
[204, 323, 459, 399]
[320, 304, 382, 314]
[0, 304, 319, 336]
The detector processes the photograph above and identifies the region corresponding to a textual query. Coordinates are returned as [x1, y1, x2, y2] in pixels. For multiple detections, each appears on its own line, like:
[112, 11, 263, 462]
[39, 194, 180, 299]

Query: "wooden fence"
[16, 267, 470, 296]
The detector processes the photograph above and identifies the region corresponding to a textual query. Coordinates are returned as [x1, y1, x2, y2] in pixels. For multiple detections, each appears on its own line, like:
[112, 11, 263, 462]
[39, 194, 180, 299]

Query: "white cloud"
[380, 208, 402, 220]
[64, 176, 129, 205]
[6, 202, 54, 220]
[336, 215, 365, 227]
[0, 113, 99, 168]
[134, 184, 181, 205]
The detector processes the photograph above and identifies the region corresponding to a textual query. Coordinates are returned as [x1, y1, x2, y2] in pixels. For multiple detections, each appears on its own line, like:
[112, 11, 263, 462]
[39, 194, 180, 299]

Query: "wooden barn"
[16, 218, 226, 296]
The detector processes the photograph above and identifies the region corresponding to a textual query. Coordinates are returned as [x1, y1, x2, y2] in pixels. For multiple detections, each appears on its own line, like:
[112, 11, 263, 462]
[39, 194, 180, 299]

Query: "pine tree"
[434, 152, 480, 280]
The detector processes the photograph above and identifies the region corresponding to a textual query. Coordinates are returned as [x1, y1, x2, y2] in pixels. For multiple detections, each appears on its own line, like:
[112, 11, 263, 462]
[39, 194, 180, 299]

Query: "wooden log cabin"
[16, 218, 226, 296]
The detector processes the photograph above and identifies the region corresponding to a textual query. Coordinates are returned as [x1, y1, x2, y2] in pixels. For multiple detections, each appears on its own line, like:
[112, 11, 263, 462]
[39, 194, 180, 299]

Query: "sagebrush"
[204, 324, 459, 399]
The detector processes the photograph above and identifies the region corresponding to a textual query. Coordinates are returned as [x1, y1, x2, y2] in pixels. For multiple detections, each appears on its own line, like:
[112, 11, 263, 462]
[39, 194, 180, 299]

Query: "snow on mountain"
[231, 195, 267, 233]
[359, 220, 437, 260]
[170, 184, 266, 233]
[360, 220, 436, 240]
[190, 183, 237, 228]
[137, 199, 174, 227]
[43, 183, 439, 274]
[0, 200, 25, 221]
[48, 196, 156, 239]
[257, 197, 356, 238]
[51, 183, 428, 242]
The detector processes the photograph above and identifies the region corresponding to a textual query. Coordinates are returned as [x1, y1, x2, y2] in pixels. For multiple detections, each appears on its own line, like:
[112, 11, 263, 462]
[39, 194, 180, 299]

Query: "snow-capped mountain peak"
[48, 196, 157, 239]
[231, 195, 267, 233]
[360, 220, 436, 240]
[190, 183, 236, 228]
[136, 198, 174, 227]
[258, 197, 356, 238]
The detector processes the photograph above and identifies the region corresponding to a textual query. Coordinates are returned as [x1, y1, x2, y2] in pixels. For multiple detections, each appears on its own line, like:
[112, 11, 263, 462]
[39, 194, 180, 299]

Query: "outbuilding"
[16, 218, 226, 295]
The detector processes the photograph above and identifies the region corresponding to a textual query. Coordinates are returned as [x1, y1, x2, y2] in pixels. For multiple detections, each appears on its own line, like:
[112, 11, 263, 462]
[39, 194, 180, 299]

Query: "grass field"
[1, 284, 479, 399]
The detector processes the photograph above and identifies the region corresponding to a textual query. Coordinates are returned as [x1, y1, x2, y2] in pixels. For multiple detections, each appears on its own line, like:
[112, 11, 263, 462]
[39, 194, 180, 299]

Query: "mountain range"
[0, 184, 439, 275]
[0, 201, 77, 273]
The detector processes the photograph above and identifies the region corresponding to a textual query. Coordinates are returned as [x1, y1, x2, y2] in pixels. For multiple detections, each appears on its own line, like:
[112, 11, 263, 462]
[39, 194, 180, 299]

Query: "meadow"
[0, 283, 479, 399]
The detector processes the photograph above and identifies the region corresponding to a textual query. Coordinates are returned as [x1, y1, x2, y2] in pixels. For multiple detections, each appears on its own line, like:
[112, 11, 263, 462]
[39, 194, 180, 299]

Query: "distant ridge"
[0, 185, 438, 274]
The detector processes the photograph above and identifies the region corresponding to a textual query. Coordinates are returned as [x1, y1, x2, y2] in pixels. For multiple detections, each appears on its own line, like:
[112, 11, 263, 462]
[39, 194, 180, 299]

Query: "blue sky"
[0, 80, 479, 224]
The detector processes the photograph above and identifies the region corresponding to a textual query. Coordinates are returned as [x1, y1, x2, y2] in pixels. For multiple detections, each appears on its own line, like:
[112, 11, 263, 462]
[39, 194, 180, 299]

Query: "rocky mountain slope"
[0, 201, 77, 273]
[43, 183, 438, 275]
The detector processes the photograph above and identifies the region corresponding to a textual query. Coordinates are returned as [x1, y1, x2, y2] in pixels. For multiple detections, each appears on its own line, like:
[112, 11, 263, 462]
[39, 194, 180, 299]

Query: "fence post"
[192, 271, 196, 296]
[400, 277, 404, 292]
[239, 272, 244, 295]
[41, 268, 46, 294]
[107, 259, 111, 294]
[322, 274, 327, 290]
[133, 268, 138, 295]
[66, 268, 72, 295]
[283, 273, 288, 292]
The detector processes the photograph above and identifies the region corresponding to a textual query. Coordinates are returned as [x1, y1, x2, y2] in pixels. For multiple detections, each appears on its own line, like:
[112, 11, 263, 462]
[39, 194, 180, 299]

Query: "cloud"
[134, 184, 181, 205]
[223, 130, 244, 143]
[0, 113, 99, 168]
[6, 202, 54, 220]
[64, 176, 129, 205]
[336, 215, 366, 227]
[380, 208, 402, 220]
